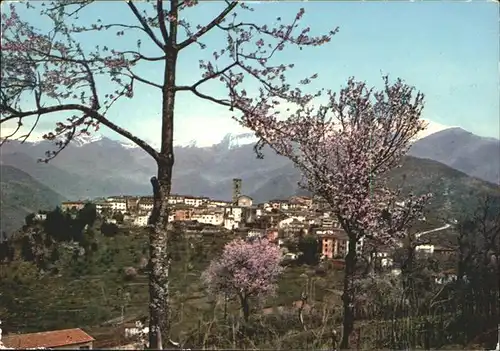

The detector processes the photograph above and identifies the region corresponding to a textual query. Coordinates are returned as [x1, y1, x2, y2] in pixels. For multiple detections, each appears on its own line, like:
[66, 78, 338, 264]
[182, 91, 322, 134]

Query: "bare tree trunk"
[340, 238, 358, 349]
[298, 292, 308, 331]
[148, 170, 172, 349]
[240, 294, 250, 323]
[148, 49, 178, 349]
[237, 294, 250, 347]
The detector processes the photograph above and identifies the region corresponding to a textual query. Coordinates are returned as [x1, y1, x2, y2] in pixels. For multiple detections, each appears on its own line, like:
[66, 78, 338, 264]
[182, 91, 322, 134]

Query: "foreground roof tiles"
[2, 328, 94, 349]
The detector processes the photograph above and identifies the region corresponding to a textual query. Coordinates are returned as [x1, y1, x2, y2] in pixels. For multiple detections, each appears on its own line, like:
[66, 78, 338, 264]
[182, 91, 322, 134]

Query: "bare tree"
[0, 1, 337, 348]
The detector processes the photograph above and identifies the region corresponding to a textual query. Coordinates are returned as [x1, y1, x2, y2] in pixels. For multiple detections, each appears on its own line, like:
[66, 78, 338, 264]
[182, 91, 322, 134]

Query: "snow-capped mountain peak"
[119, 140, 138, 149]
[72, 133, 104, 146]
[220, 133, 259, 150]
[30, 132, 104, 147]
[24, 119, 450, 150]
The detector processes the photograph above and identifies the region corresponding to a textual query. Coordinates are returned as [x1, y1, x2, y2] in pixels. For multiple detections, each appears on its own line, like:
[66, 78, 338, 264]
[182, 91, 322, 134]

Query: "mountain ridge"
[1, 125, 498, 234]
[408, 127, 500, 184]
[1, 126, 498, 203]
[0, 164, 66, 235]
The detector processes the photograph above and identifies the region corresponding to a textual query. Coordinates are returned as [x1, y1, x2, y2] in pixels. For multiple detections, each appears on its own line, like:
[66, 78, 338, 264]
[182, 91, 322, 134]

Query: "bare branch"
[125, 69, 163, 89]
[156, 0, 170, 44]
[19, 113, 41, 144]
[1, 104, 159, 160]
[127, 0, 166, 50]
[187, 86, 232, 108]
[176, 61, 238, 91]
[122, 51, 167, 62]
[176, 1, 238, 51]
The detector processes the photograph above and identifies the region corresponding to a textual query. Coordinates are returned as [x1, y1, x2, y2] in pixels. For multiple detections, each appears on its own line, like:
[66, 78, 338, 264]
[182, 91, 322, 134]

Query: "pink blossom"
[202, 238, 283, 299]
[238, 76, 430, 346]
[202, 238, 283, 321]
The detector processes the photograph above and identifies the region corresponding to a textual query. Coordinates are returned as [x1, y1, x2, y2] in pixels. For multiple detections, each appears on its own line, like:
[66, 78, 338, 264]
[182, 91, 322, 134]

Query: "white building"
[269, 200, 289, 210]
[356, 237, 364, 254]
[373, 251, 393, 267]
[278, 215, 306, 229]
[192, 211, 224, 226]
[138, 199, 154, 212]
[107, 198, 127, 213]
[247, 229, 265, 238]
[209, 200, 232, 208]
[416, 244, 435, 255]
[435, 273, 457, 285]
[321, 213, 341, 229]
[263, 203, 273, 212]
[134, 212, 174, 226]
[224, 216, 238, 230]
[134, 214, 151, 227]
[224, 207, 243, 222]
[237, 195, 253, 208]
[184, 197, 204, 208]
[168, 195, 185, 205]
[96, 202, 113, 214]
[283, 252, 299, 260]
[34, 213, 47, 221]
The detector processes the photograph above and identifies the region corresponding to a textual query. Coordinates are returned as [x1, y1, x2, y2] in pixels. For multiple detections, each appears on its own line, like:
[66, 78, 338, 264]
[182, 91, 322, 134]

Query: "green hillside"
[387, 156, 500, 219]
[250, 155, 500, 220]
[0, 165, 66, 235]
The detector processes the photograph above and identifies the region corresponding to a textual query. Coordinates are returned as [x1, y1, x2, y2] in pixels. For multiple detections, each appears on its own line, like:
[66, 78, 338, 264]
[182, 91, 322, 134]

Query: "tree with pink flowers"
[237, 76, 432, 348]
[202, 238, 283, 323]
[0, 1, 336, 348]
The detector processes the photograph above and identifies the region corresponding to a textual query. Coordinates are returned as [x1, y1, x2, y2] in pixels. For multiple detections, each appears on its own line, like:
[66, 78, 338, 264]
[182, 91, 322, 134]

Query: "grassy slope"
[0, 165, 66, 235]
[2, 156, 498, 347]
[0, 224, 341, 343]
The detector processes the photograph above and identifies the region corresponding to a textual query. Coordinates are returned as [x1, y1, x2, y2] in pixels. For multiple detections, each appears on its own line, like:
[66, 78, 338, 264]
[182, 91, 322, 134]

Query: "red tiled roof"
[2, 328, 94, 349]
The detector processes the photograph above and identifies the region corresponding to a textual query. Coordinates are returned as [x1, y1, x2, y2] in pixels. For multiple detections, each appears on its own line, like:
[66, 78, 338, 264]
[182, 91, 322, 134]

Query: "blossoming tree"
[202, 238, 283, 323]
[236, 76, 432, 348]
[0, 1, 336, 348]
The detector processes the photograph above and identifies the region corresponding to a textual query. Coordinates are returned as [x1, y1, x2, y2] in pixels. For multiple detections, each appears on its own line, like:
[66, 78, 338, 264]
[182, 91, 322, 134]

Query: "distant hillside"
[249, 155, 500, 219]
[409, 127, 500, 185]
[0, 165, 66, 235]
[387, 156, 500, 219]
[0, 152, 151, 199]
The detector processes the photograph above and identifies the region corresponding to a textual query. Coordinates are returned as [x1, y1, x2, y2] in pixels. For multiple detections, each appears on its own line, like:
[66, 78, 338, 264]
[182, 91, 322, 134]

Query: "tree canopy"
[202, 238, 283, 321]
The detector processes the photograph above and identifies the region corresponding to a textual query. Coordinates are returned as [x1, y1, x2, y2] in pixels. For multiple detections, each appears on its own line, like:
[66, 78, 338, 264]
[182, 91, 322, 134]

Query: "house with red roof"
[2, 328, 94, 350]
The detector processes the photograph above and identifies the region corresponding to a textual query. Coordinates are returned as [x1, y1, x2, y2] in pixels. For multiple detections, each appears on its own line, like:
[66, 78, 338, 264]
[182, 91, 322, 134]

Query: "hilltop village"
[58, 179, 351, 260]
[56, 179, 450, 267]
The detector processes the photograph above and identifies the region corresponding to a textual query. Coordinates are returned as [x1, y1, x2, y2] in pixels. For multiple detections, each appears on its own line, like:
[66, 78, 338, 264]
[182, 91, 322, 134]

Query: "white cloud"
[175, 116, 251, 147]
[0, 121, 49, 142]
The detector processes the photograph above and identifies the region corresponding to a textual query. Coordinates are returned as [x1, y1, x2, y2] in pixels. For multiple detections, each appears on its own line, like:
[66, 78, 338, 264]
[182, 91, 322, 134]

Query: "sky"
[1, 0, 499, 147]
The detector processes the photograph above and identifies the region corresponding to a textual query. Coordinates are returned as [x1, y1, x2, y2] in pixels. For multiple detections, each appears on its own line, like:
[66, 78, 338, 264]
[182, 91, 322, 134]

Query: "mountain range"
[409, 127, 499, 185]
[0, 126, 499, 234]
